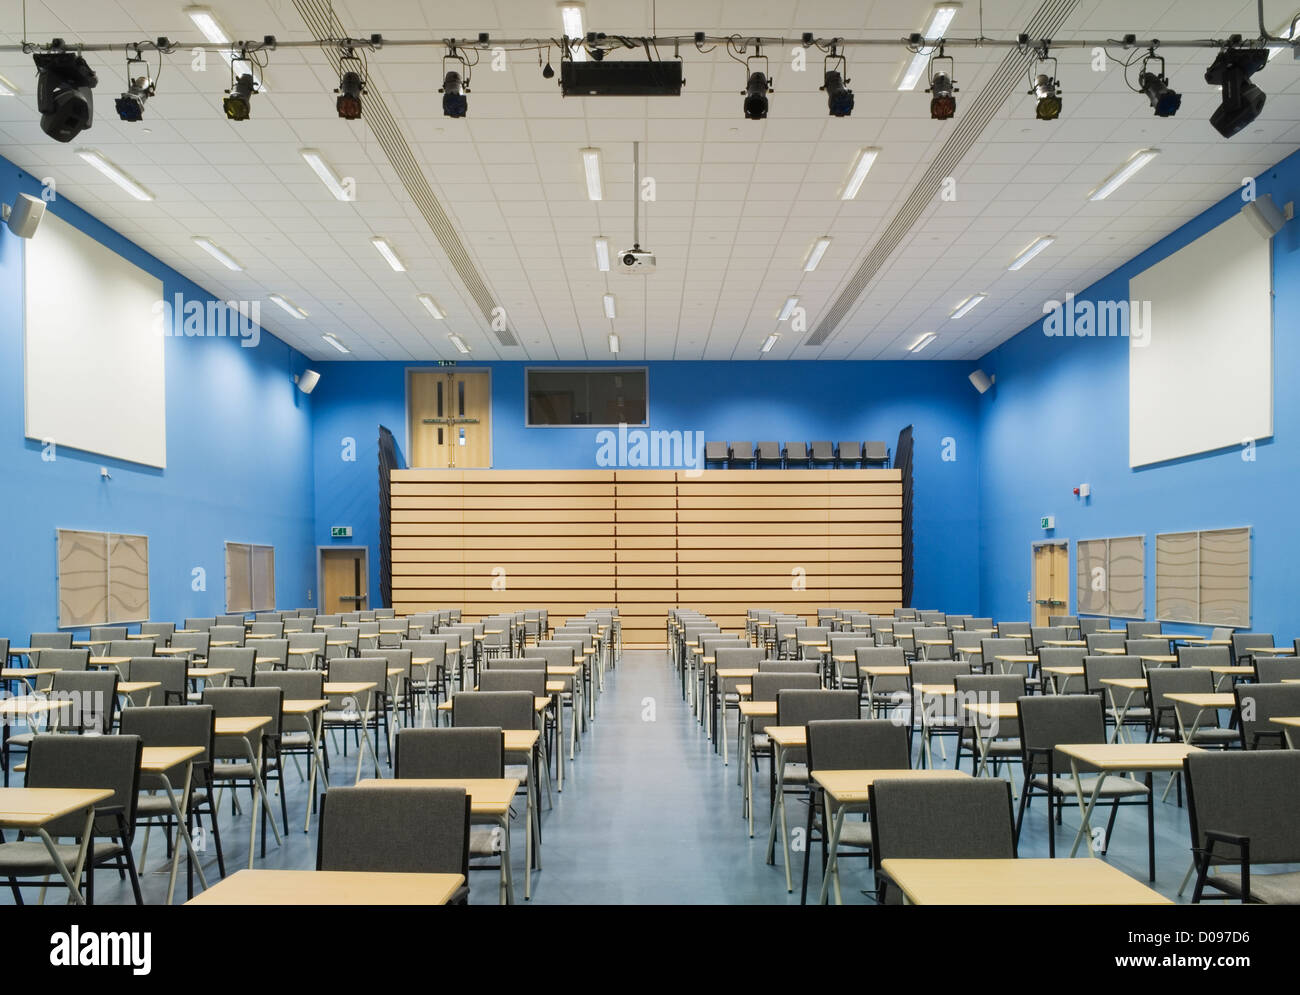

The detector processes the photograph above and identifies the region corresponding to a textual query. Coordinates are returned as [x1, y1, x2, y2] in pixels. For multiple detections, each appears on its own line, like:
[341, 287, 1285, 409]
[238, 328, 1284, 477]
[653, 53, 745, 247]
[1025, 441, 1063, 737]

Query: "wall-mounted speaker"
[968, 369, 995, 394]
[1242, 193, 1286, 239]
[296, 369, 320, 394]
[2, 194, 46, 239]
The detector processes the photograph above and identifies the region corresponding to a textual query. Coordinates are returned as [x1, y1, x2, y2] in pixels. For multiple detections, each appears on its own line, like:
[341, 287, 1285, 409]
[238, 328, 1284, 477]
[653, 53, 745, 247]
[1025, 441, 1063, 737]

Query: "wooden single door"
[409, 370, 491, 468]
[321, 548, 367, 614]
[1032, 542, 1069, 626]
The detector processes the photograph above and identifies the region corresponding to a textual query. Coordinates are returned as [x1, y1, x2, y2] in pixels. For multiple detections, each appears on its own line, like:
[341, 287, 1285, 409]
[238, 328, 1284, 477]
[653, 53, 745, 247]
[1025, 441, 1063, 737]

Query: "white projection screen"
[1128, 212, 1272, 468]
[24, 211, 166, 467]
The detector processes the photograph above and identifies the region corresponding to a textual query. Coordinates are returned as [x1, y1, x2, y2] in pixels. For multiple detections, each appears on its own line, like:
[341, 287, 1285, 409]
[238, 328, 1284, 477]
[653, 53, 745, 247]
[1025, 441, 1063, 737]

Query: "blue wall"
[977, 150, 1300, 634]
[310, 360, 982, 614]
[0, 155, 316, 637]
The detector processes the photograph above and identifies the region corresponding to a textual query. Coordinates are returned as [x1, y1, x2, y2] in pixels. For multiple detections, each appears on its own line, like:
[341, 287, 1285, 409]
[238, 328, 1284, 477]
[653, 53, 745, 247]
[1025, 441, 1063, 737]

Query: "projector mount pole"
[632, 140, 640, 254]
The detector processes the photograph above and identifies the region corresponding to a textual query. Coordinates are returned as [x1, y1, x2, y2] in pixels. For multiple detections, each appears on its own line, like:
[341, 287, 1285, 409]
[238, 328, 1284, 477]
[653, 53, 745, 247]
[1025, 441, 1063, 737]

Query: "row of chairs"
[704, 441, 890, 468]
[673, 605, 1300, 903]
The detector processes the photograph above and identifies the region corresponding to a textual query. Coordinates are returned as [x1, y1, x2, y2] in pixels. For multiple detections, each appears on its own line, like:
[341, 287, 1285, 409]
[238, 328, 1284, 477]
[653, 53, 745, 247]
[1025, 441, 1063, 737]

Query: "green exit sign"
[1040, 516, 1055, 530]
[331, 526, 352, 538]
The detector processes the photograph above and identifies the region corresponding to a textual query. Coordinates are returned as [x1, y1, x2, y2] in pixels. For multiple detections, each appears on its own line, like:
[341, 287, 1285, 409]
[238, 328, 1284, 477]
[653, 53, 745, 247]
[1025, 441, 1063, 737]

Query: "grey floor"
[9, 648, 1201, 905]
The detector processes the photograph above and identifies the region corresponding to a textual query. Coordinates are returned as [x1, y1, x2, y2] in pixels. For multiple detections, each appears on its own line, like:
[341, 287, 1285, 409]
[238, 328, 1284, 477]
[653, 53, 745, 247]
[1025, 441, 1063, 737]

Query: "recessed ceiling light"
[603, 293, 617, 319]
[268, 293, 308, 318]
[448, 333, 471, 354]
[841, 147, 880, 200]
[804, 237, 832, 272]
[908, 332, 938, 352]
[560, 3, 586, 62]
[192, 236, 242, 271]
[0, 72, 19, 96]
[322, 332, 350, 353]
[581, 148, 602, 200]
[777, 296, 799, 320]
[76, 149, 154, 201]
[416, 294, 445, 319]
[1008, 235, 1056, 271]
[950, 293, 987, 319]
[761, 333, 780, 353]
[300, 149, 352, 201]
[594, 237, 610, 271]
[370, 236, 405, 272]
[608, 332, 620, 353]
[1088, 148, 1160, 201]
[898, 4, 960, 91]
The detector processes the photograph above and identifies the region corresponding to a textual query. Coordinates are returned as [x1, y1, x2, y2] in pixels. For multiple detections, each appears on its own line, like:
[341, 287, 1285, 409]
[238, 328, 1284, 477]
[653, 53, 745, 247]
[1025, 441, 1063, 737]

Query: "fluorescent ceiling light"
[1008, 234, 1056, 271]
[841, 147, 880, 200]
[594, 237, 610, 271]
[1088, 148, 1160, 202]
[761, 333, 780, 354]
[322, 332, 350, 354]
[192, 236, 242, 271]
[0, 73, 19, 96]
[268, 293, 308, 318]
[949, 293, 987, 319]
[581, 148, 602, 200]
[608, 332, 620, 353]
[803, 237, 832, 272]
[561, 3, 586, 62]
[370, 236, 405, 272]
[76, 149, 154, 201]
[186, 6, 265, 89]
[417, 294, 445, 319]
[603, 293, 617, 319]
[909, 332, 938, 353]
[898, 4, 960, 91]
[448, 333, 471, 354]
[777, 296, 799, 321]
[300, 149, 351, 201]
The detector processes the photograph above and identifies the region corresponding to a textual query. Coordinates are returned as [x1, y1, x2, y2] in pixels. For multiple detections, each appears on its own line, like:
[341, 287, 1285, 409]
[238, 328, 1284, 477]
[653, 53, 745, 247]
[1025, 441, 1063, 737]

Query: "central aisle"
[526, 648, 802, 905]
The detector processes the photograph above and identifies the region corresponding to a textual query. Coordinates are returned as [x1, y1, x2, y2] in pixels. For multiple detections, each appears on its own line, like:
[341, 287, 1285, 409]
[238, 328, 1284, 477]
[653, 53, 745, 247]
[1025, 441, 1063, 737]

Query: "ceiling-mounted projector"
[619, 245, 655, 271]
[560, 59, 684, 97]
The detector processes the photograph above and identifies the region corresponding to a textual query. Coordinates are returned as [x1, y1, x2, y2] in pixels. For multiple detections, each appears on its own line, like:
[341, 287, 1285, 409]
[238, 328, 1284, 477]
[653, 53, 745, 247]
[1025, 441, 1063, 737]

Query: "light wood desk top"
[1101, 677, 1148, 691]
[1057, 742, 1201, 771]
[1200, 665, 1254, 675]
[765, 725, 807, 748]
[118, 680, 161, 696]
[913, 683, 956, 696]
[140, 745, 204, 773]
[0, 696, 72, 719]
[438, 696, 551, 713]
[1044, 640, 1086, 647]
[880, 857, 1171, 906]
[126, 633, 157, 639]
[187, 667, 232, 679]
[358, 777, 520, 815]
[993, 654, 1038, 664]
[1, 667, 59, 679]
[209, 641, 239, 648]
[861, 665, 910, 677]
[1042, 665, 1085, 677]
[89, 656, 132, 667]
[917, 639, 952, 646]
[547, 665, 581, 677]
[282, 698, 328, 716]
[1271, 716, 1300, 728]
[503, 729, 540, 753]
[1092, 647, 1127, 654]
[7, 648, 42, 655]
[813, 768, 969, 804]
[213, 715, 271, 738]
[1138, 655, 1178, 665]
[964, 701, 1019, 720]
[155, 647, 197, 656]
[73, 639, 110, 646]
[1248, 646, 1295, 655]
[0, 786, 113, 829]
[1164, 634, 1206, 641]
[186, 868, 464, 906]
[245, 633, 276, 640]
[323, 681, 377, 696]
[716, 667, 758, 679]
[1164, 692, 1236, 710]
[738, 700, 777, 718]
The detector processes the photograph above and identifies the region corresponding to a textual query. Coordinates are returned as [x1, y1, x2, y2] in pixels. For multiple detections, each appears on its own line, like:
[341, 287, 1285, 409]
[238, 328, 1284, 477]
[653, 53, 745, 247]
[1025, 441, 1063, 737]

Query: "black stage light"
[1139, 70, 1181, 117]
[223, 72, 255, 120]
[1033, 73, 1062, 120]
[824, 69, 854, 116]
[744, 71, 769, 119]
[1205, 47, 1268, 138]
[336, 70, 364, 119]
[929, 72, 956, 119]
[34, 48, 98, 142]
[441, 70, 467, 117]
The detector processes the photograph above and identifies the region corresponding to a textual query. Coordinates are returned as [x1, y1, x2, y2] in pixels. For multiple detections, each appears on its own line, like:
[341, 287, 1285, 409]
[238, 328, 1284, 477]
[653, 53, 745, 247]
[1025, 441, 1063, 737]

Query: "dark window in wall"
[526, 369, 648, 426]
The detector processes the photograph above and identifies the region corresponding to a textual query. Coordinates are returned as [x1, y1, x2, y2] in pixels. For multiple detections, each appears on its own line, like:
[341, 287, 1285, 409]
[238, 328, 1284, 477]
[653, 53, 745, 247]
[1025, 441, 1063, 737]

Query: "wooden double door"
[408, 370, 491, 468]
